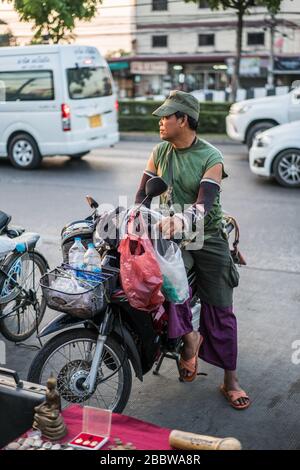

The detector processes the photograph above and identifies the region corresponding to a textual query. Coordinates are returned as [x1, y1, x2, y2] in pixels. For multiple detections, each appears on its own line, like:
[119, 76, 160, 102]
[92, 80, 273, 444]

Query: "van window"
[0, 70, 54, 101]
[67, 67, 113, 100]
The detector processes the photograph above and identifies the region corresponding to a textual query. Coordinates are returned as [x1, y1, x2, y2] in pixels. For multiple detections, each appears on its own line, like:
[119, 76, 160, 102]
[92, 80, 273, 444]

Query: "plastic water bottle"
[83, 243, 102, 274]
[68, 237, 86, 269]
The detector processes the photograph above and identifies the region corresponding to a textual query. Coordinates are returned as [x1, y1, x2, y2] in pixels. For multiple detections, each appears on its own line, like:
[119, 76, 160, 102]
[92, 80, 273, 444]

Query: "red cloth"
[62, 405, 172, 450]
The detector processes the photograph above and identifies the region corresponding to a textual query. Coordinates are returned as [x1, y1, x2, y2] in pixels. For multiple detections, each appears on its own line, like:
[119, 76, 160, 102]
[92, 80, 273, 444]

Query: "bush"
[118, 100, 230, 133]
[119, 116, 160, 132]
[198, 111, 228, 133]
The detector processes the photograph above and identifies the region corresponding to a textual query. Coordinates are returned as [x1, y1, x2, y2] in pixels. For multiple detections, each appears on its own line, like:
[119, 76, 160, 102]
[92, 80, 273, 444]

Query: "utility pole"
[267, 13, 276, 90]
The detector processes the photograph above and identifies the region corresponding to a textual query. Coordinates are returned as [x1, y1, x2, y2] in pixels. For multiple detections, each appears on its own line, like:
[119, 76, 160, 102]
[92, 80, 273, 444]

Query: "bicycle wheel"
[0, 251, 47, 342]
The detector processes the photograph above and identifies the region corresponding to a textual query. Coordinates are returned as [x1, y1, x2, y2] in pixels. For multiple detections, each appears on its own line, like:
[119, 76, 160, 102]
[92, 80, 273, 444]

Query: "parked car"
[249, 120, 300, 188]
[0, 44, 119, 169]
[226, 87, 300, 148]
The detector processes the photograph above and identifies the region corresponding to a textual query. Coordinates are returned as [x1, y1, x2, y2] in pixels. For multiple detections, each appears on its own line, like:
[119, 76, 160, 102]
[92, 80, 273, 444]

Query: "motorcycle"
[27, 178, 234, 413]
[0, 210, 48, 342]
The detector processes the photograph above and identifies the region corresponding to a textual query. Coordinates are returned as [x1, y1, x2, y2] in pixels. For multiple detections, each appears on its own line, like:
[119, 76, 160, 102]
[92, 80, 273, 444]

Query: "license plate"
[89, 114, 102, 128]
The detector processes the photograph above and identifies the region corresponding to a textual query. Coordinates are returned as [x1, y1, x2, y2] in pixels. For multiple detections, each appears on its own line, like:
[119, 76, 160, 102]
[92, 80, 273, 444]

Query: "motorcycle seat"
[13, 232, 40, 251]
[0, 211, 12, 234]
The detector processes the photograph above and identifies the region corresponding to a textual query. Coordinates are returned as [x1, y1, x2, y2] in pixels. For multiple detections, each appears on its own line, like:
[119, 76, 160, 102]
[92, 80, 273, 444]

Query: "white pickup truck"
[226, 87, 300, 148]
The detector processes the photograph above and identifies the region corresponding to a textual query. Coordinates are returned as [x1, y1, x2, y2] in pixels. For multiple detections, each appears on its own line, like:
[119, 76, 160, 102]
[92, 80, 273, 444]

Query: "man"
[135, 90, 250, 410]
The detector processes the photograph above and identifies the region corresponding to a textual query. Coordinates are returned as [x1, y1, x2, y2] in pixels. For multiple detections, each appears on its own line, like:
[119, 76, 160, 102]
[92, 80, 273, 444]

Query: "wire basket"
[40, 264, 119, 319]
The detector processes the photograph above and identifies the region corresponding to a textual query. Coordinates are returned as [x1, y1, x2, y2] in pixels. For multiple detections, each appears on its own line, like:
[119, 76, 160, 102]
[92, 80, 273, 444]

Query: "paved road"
[0, 141, 299, 449]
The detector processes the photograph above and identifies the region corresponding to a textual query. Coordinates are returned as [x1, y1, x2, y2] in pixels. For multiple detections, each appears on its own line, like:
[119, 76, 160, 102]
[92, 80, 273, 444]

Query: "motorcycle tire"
[27, 328, 132, 413]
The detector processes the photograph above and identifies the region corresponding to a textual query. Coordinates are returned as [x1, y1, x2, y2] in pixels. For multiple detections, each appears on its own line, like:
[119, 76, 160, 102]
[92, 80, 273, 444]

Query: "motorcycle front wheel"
[28, 328, 132, 413]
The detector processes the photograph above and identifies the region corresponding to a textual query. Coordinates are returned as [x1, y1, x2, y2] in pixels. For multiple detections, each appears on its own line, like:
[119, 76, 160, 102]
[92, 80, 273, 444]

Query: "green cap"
[152, 90, 200, 121]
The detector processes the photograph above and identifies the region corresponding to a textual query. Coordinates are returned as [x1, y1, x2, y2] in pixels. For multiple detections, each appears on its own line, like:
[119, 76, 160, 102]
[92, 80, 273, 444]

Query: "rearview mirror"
[145, 176, 168, 199]
[86, 195, 99, 209]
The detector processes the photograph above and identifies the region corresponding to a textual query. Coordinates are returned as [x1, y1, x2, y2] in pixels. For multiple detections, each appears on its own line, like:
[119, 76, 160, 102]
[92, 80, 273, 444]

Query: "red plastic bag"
[118, 213, 164, 312]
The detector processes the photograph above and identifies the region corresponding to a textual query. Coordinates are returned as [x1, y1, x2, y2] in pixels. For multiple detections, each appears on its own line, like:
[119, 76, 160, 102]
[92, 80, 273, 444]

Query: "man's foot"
[221, 377, 250, 410]
[179, 331, 203, 382]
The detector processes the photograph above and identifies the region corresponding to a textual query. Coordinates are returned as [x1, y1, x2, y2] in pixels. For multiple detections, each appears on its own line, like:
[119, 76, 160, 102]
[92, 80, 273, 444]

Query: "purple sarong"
[199, 301, 237, 371]
[167, 298, 193, 339]
[166, 299, 237, 371]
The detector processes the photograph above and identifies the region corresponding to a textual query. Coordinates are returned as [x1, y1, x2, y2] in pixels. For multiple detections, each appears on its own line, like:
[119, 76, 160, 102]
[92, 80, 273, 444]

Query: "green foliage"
[118, 101, 230, 133]
[6, 0, 102, 43]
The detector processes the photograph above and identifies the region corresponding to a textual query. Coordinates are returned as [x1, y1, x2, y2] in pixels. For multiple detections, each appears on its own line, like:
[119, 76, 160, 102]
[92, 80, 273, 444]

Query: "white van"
[0, 45, 119, 169]
[226, 87, 300, 148]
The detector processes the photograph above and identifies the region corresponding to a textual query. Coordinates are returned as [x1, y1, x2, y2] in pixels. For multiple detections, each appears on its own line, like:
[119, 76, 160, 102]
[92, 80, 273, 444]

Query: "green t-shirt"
[153, 138, 227, 236]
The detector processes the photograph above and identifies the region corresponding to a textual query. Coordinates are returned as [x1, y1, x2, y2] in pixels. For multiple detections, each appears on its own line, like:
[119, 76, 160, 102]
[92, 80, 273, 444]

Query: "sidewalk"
[120, 132, 240, 145]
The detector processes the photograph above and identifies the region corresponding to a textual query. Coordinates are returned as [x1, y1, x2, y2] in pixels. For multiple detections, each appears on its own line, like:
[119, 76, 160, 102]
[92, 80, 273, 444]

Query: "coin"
[24, 438, 35, 447]
[6, 442, 21, 450]
[42, 442, 53, 450]
[51, 444, 61, 450]
[33, 439, 43, 449]
[20, 444, 30, 450]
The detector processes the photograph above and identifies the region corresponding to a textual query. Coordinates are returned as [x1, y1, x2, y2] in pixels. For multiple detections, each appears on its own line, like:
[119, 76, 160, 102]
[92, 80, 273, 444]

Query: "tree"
[6, 0, 103, 44]
[185, 0, 282, 100]
[0, 19, 16, 47]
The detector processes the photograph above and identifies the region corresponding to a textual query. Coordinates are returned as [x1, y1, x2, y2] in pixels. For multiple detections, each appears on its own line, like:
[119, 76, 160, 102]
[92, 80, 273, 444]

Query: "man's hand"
[157, 215, 184, 239]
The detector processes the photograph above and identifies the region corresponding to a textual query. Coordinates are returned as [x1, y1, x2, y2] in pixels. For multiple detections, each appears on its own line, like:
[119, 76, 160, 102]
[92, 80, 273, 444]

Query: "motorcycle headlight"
[93, 230, 105, 249]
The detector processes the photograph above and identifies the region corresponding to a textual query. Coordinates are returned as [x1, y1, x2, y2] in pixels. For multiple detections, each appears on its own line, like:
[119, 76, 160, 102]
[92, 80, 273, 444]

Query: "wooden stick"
[169, 430, 242, 451]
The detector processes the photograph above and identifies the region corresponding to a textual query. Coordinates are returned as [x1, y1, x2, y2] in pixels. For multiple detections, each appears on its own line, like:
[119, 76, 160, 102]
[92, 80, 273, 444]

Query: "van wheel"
[70, 152, 89, 160]
[8, 133, 42, 170]
[246, 122, 276, 149]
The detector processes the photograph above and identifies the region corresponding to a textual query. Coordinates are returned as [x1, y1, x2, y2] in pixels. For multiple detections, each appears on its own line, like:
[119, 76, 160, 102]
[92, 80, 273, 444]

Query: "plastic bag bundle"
[153, 235, 189, 304]
[118, 212, 164, 312]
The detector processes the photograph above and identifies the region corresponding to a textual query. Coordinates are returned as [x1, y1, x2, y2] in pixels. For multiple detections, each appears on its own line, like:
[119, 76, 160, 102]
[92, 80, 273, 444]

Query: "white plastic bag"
[153, 235, 189, 304]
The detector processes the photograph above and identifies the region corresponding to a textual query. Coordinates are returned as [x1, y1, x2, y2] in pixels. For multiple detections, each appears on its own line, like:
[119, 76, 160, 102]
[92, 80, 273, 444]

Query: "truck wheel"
[246, 122, 276, 149]
[273, 149, 300, 188]
[8, 133, 42, 170]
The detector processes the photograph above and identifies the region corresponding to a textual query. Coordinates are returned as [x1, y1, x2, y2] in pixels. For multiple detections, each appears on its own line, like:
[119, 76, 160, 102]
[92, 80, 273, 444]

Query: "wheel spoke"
[38, 337, 126, 411]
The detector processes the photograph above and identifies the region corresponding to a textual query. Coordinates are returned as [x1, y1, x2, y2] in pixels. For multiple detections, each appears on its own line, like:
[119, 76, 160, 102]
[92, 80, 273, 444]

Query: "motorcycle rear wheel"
[27, 328, 132, 413]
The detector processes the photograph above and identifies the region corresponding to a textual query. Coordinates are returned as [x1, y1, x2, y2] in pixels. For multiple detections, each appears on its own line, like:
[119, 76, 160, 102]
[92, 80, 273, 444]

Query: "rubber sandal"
[220, 384, 251, 410]
[179, 334, 204, 383]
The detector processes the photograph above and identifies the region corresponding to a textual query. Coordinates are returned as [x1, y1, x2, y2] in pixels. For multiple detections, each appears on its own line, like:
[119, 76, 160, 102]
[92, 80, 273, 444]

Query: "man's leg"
[181, 330, 202, 379]
[174, 249, 202, 378]
[223, 370, 249, 407]
[166, 292, 202, 380]
[199, 301, 250, 408]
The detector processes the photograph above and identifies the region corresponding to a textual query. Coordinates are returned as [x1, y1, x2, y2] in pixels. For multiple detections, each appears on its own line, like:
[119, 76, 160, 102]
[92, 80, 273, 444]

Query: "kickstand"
[153, 349, 208, 378]
[15, 342, 41, 351]
[153, 350, 181, 376]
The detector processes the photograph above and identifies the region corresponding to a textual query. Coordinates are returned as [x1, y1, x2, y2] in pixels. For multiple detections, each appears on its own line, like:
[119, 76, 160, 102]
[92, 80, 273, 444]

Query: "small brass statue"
[32, 374, 67, 441]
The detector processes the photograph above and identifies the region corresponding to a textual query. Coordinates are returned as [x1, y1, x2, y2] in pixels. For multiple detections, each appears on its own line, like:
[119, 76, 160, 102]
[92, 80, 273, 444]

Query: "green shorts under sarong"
[182, 230, 239, 308]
